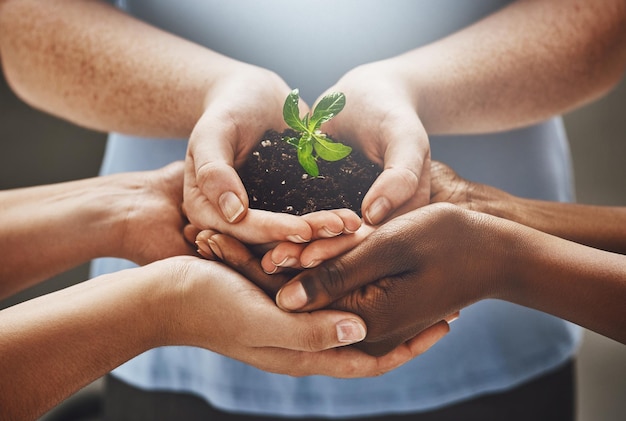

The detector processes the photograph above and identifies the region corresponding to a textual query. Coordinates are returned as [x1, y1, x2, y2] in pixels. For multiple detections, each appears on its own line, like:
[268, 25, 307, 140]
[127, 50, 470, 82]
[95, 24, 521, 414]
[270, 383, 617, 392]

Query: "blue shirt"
[93, 1, 581, 417]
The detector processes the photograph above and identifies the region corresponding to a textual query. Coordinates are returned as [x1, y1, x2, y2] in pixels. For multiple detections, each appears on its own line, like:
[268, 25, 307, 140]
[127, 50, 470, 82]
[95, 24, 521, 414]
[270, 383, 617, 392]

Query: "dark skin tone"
[262, 162, 626, 354]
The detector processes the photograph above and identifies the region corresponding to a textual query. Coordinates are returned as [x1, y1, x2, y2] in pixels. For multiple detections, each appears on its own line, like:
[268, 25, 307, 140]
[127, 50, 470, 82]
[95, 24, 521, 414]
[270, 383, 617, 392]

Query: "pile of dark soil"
[238, 129, 381, 216]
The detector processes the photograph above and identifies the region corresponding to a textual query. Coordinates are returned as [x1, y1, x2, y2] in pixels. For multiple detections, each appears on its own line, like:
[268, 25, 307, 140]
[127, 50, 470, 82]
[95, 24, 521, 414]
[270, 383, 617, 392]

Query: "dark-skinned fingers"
[276, 222, 412, 312]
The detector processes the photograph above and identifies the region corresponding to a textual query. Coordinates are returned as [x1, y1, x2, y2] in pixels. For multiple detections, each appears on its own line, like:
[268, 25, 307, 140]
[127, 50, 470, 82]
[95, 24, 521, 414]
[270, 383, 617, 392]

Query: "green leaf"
[309, 92, 345, 132]
[283, 89, 308, 132]
[312, 134, 352, 162]
[297, 141, 318, 176]
[283, 136, 300, 147]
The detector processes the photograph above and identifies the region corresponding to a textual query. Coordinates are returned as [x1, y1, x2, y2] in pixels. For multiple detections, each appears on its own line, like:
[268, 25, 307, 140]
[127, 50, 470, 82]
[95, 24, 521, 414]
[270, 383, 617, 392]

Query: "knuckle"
[315, 261, 348, 302]
[297, 324, 328, 352]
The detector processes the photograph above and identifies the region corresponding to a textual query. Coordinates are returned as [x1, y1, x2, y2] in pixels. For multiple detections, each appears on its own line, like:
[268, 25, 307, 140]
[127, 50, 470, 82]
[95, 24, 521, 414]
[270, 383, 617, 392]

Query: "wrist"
[461, 208, 530, 301]
[98, 172, 155, 261]
[112, 261, 181, 350]
[467, 182, 520, 221]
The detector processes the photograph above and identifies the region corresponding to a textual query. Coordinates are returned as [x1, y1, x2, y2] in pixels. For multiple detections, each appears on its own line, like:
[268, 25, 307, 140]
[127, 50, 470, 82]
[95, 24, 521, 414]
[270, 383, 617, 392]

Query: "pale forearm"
[0, 0, 239, 137]
[0, 265, 163, 421]
[395, 0, 626, 134]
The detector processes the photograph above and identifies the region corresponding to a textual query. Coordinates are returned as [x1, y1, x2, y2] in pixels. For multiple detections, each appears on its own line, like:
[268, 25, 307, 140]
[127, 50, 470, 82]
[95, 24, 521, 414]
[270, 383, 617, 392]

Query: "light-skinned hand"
[183, 64, 361, 245]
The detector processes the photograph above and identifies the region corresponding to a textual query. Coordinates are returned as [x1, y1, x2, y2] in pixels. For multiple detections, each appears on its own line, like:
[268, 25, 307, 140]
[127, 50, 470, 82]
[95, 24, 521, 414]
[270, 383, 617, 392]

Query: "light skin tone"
[1, 0, 625, 412]
[0, 161, 193, 298]
[0, 163, 449, 420]
[247, 0, 626, 270]
[2, 0, 625, 245]
[271, 162, 626, 356]
[0, 0, 359, 246]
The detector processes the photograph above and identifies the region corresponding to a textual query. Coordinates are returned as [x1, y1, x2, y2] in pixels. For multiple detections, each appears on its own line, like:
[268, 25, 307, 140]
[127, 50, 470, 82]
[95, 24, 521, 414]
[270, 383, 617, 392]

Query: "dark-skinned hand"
[195, 229, 452, 359]
[273, 203, 511, 356]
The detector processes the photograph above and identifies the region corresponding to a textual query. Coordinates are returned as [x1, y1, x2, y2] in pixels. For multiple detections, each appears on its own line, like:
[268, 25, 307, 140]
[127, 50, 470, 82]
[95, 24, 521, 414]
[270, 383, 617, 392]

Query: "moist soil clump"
[238, 129, 381, 217]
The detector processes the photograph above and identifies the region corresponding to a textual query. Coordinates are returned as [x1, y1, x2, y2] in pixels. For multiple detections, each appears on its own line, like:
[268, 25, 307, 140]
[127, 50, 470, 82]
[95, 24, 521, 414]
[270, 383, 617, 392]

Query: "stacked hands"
[168, 64, 487, 369]
[97, 62, 624, 378]
[176, 64, 454, 370]
[165, 63, 548, 372]
[5, 2, 626, 417]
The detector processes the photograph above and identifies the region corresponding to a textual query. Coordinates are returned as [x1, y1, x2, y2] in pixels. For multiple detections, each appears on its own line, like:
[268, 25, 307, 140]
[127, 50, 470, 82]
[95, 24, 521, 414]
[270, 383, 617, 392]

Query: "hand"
[111, 161, 196, 264]
[245, 160, 500, 273]
[183, 64, 358, 245]
[430, 160, 506, 213]
[256, 60, 434, 271]
[320, 60, 432, 226]
[157, 255, 449, 378]
[274, 203, 511, 356]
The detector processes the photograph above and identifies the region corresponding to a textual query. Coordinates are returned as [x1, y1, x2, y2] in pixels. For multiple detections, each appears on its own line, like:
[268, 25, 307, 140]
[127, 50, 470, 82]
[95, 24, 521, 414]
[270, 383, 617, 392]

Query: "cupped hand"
[184, 64, 340, 245]
[319, 60, 432, 226]
[158, 255, 448, 378]
[274, 203, 510, 356]
[257, 60, 434, 270]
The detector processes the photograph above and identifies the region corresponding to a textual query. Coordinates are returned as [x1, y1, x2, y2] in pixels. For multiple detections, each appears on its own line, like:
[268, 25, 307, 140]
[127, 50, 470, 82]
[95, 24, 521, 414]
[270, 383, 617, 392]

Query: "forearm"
[395, 0, 626, 134]
[496, 197, 626, 254]
[467, 183, 626, 255]
[500, 226, 626, 344]
[0, 0, 239, 137]
[0, 265, 165, 421]
[0, 174, 138, 298]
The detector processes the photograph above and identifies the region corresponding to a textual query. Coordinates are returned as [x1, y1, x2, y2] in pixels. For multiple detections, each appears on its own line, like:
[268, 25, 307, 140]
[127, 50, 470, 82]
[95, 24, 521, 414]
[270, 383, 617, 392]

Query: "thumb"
[361, 117, 430, 225]
[188, 115, 250, 224]
[267, 310, 368, 351]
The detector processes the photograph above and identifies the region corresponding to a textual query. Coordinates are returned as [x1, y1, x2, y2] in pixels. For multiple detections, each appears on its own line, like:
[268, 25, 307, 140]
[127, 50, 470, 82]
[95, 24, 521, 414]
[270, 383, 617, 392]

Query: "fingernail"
[343, 226, 357, 234]
[336, 319, 366, 343]
[264, 265, 279, 275]
[302, 259, 320, 269]
[219, 191, 244, 223]
[365, 196, 391, 225]
[195, 240, 213, 258]
[286, 234, 309, 244]
[273, 256, 299, 268]
[319, 226, 342, 238]
[207, 238, 223, 260]
[445, 313, 460, 324]
[276, 282, 308, 311]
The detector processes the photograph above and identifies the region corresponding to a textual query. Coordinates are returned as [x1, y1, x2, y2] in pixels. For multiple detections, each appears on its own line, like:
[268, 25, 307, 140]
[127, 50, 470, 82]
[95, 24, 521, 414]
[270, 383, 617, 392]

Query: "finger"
[329, 208, 362, 234]
[187, 115, 250, 223]
[298, 224, 374, 269]
[404, 320, 450, 356]
[195, 229, 218, 259]
[201, 231, 290, 296]
[444, 311, 460, 324]
[275, 222, 407, 311]
[301, 210, 347, 239]
[186, 224, 208, 259]
[221, 209, 313, 245]
[257, 308, 367, 352]
[247, 340, 413, 379]
[261, 242, 306, 274]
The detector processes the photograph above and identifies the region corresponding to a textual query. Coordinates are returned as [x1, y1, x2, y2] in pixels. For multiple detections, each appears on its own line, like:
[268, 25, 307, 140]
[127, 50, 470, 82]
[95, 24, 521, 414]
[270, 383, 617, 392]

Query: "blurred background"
[1, 71, 625, 420]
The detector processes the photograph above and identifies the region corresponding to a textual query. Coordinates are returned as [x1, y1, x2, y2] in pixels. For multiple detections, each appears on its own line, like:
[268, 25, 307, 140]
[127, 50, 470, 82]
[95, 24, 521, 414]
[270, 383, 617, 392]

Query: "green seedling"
[282, 89, 352, 177]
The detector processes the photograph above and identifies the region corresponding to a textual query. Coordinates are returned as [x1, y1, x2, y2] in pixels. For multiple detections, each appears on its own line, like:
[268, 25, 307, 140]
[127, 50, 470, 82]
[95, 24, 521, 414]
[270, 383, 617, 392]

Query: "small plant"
[282, 89, 352, 177]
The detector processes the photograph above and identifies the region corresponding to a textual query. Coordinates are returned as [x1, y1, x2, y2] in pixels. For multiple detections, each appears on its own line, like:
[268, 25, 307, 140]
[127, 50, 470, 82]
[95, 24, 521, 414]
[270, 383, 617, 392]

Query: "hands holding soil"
[194, 163, 471, 358]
